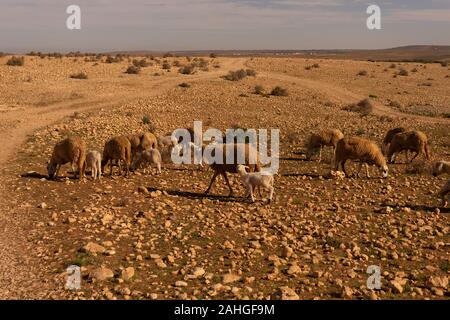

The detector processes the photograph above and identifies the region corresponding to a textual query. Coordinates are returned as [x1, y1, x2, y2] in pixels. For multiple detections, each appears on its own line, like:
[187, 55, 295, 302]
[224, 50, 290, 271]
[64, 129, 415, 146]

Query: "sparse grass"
[105, 55, 121, 63]
[70, 72, 88, 80]
[125, 65, 140, 74]
[344, 98, 374, 116]
[6, 56, 25, 66]
[162, 62, 171, 70]
[245, 69, 257, 77]
[142, 115, 151, 124]
[270, 86, 288, 97]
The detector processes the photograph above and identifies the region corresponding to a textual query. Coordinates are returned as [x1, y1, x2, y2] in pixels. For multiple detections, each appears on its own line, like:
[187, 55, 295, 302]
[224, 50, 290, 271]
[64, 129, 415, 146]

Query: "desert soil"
[0, 55, 449, 299]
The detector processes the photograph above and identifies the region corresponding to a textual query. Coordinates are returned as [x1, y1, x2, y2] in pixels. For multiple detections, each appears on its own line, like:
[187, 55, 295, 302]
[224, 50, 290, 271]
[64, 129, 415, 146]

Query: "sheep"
[305, 129, 344, 163]
[205, 143, 261, 196]
[101, 136, 131, 177]
[158, 135, 178, 149]
[432, 160, 450, 177]
[86, 150, 102, 180]
[237, 164, 274, 203]
[382, 127, 406, 155]
[334, 137, 388, 178]
[138, 132, 158, 152]
[439, 179, 450, 207]
[131, 148, 162, 174]
[47, 137, 86, 180]
[387, 130, 430, 164]
[126, 134, 141, 161]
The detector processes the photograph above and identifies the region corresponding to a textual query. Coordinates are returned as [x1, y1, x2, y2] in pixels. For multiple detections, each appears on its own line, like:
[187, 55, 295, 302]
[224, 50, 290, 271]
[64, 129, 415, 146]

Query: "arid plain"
[0, 53, 449, 299]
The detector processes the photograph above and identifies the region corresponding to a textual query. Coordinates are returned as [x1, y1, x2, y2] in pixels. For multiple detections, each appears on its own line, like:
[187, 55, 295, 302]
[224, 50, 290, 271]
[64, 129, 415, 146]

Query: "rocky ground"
[0, 55, 449, 299]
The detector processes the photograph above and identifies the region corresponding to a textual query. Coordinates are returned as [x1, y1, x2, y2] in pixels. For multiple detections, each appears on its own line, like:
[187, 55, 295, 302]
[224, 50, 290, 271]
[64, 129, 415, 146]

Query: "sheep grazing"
[439, 179, 450, 207]
[126, 134, 141, 161]
[305, 129, 344, 163]
[47, 137, 86, 180]
[139, 132, 158, 152]
[205, 143, 261, 196]
[101, 136, 131, 176]
[86, 150, 102, 180]
[432, 160, 450, 177]
[334, 137, 388, 178]
[131, 148, 162, 174]
[237, 165, 274, 203]
[387, 130, 430, 164]
[158, 135, 177, 149]
[382, 127, 406, 155]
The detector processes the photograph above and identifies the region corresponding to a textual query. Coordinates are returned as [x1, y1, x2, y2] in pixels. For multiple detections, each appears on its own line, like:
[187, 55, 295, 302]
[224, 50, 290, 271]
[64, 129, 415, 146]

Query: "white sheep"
[432, 160, 450, 177]
[86, 150, 102, 180]
[132, 148, 162, 174]
[237, 164, 274, 203]
[158, 135, 178, 149]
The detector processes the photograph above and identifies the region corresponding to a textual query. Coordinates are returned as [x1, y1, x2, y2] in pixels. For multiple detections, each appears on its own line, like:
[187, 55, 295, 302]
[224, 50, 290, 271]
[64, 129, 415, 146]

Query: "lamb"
[382, 127, 406, 155]
[237, 165, 274, 203]
[439, 179, 450, 207]
[47, 137, 86, 180]
[85, 150, 102, 180]
[205, 143, 261, 196]
[131, 148, 162, 174]
[334, 137, 388, 178]
[305, 129, 344, 163]
[432, 160, 450, 177]
[387, 130, 430, 164]
[101, 136, 131, 177]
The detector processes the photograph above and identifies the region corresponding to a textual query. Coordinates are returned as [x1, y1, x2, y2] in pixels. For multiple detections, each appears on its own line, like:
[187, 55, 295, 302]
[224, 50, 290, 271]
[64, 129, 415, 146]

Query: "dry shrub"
[344, 98, 373, 116]
[125, 65, 140, 74]
[162, 62, 171, 70]
[179, 64, 195, 75]
[133, 59, 150, 68]
[105, 55, 121, 63]
[357, 70, 368, 76]
[270, 86, 288, 97]
[6, 56, 25, 66]
[179, 82, 190, 88]
[224, 69, 248, 81]
[246, 69, 257, 77]
[398, 68, 409, 76]
[254, 85, 265, 95]
[70, 72, 88, 80]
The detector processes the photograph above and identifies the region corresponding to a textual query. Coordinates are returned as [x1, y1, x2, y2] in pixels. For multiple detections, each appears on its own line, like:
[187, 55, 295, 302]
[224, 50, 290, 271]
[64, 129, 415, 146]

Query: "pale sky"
[1, 0, 449, 52]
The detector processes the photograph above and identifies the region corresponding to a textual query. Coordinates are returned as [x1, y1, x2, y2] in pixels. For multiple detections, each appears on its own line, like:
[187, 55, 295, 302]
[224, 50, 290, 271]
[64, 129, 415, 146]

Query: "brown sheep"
[334, 137, 388, 178]
[101, 136, 131, 176]
[382, 127, 406, 155]
[306, 129, 344, 163]
[205, 143, 261, 196]
[47, 137, 86, 180]
[126, 134, 141, 161]
[387, 131, 430, 164]
[138, 132, 158, 152]
[439, 179, 450, 207]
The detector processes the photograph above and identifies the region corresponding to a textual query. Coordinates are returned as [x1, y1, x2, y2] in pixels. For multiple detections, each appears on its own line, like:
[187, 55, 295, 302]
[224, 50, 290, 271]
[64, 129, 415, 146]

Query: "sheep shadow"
[281, 172, 330, 179]
[145, 187, 246, 203]
[381, 204, 450, 214]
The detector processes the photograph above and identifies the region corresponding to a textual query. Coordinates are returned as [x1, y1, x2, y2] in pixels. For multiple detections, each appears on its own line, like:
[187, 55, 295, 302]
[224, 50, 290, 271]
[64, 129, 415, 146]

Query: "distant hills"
[109, 45, 450, 62]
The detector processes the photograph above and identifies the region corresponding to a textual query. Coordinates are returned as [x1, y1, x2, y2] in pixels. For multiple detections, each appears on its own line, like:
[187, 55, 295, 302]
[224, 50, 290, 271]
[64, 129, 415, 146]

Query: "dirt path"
[260, 71, 450, 124]
[0, 58, 246, 299]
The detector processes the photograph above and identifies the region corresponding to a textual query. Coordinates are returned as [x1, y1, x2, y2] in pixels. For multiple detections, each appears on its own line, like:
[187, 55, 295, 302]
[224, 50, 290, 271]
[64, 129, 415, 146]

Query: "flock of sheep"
[45, 127, 449, 206]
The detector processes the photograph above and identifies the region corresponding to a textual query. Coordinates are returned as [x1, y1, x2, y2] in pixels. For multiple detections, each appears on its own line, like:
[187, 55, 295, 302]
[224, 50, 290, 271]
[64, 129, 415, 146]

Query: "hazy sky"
[1, 0, 449, 52]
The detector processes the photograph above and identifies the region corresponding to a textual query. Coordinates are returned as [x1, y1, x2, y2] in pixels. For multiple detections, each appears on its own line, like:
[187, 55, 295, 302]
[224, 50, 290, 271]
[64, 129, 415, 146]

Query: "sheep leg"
[268, 186, 274, 203]
[249, 185, 255, 203]
[222, 172, 234, 197]
[356, 162, 363, 178]
[365, 163, 371, 178]
[110, 160, 114, 176]
[55, 165, 61, 179]
[118, 160, 122, 175]
[157, 163, 161, 174]
[91, 166, 96, 179]
[340, 160, 349, 177]
[205, 171, 219, 194]
[404, 150, 409, 164]
[410, 151, 419, 163]
[318, 147, 323, 164]
[98, 162, 102, 179]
